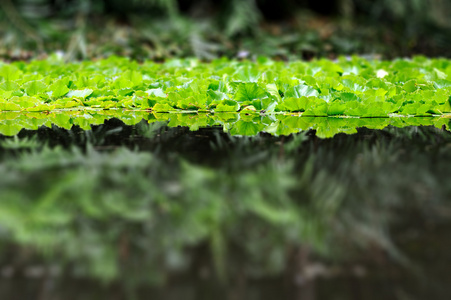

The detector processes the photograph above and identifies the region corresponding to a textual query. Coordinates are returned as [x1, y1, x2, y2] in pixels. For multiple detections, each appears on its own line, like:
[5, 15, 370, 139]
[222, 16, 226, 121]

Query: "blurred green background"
[1, 0, 451, 61]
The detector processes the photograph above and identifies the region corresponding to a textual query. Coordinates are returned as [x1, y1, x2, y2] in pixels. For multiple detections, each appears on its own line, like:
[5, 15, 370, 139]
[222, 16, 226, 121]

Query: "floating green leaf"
[234, 83, 267, 102]
[66, 89, 94, 99]
[49, 79, 69, 98]
[24, 81, 47, 96]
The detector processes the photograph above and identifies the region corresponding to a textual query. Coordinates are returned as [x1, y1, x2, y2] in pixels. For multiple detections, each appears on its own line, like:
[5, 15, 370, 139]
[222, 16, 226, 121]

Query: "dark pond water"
[0, 114, 450, 300]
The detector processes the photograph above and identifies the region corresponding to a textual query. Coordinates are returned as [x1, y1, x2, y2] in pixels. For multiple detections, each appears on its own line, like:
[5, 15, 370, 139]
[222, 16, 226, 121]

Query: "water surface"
[0, 115, 450, 300]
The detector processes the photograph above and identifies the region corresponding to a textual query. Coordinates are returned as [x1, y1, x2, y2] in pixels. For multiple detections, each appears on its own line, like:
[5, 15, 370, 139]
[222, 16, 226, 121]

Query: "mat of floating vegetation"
[1, 55, 451, 117]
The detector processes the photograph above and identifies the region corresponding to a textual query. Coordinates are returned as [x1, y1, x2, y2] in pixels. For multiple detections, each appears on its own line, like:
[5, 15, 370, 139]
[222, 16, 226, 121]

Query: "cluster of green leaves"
[0, 110, 449, 138]
[1, 56, 451, 117]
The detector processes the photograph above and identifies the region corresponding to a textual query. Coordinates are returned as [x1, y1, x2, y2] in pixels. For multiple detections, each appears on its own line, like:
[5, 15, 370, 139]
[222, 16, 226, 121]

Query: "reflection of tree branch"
[0, 0, 44, 51]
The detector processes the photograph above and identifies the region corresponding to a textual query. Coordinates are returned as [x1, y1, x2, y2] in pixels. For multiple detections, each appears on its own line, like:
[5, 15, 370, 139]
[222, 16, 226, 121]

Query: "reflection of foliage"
[0, 137, 305, 282]
[0, 108, 449, 139]
[0, 123, 450, 296]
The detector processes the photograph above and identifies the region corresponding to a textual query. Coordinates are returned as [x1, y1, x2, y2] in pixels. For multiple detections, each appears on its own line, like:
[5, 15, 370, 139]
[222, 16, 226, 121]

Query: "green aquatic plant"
[1, 56, 451, 117]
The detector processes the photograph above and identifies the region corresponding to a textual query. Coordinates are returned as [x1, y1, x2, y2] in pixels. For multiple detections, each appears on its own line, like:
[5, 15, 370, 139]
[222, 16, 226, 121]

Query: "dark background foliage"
[1, 0, 451, 60]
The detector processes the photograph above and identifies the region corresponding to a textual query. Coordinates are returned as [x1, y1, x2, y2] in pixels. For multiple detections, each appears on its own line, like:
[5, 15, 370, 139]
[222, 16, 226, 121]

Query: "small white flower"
[49, 50, 65, 61]
[376, 69, 389, 78]
[237, 50, 250, 59]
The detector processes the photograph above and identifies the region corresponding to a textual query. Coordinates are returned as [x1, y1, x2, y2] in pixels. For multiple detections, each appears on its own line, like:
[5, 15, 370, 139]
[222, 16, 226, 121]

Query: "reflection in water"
[0, 117, 450, 300]
[0, 110, 449, 138]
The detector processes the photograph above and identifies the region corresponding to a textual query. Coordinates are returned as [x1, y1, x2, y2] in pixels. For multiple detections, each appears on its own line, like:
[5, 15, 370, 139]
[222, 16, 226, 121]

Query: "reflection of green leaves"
[0, 120, 23, 135]
[230, 120, 265, 136]
[0, 114, 450, 286]
[0, 110, 449, 139]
